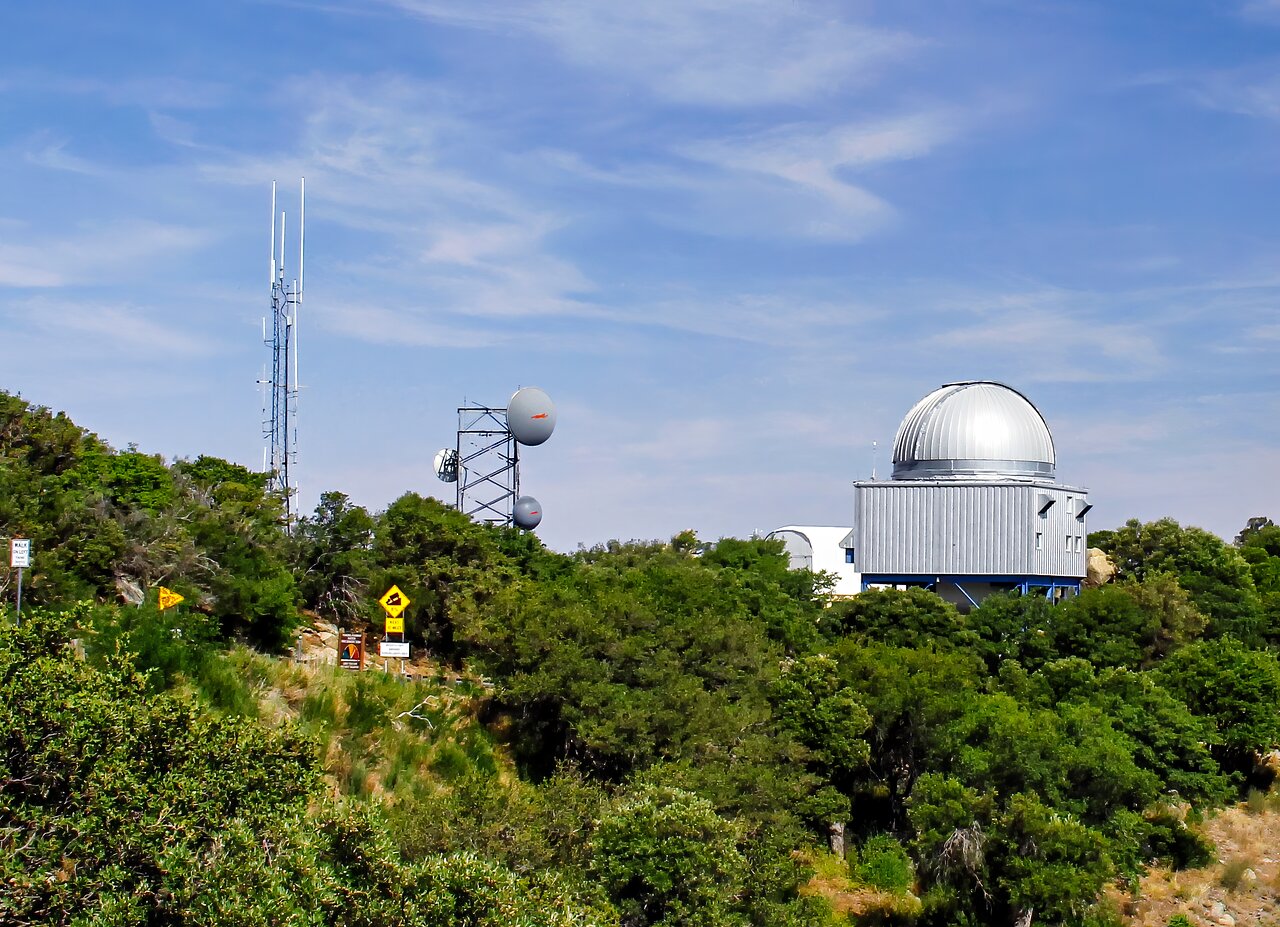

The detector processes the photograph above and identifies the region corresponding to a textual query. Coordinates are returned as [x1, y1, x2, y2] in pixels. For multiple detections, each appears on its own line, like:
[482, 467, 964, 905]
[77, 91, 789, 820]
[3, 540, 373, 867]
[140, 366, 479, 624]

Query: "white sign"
[9, 539, 30, 569]
[380, 641, 410, 658]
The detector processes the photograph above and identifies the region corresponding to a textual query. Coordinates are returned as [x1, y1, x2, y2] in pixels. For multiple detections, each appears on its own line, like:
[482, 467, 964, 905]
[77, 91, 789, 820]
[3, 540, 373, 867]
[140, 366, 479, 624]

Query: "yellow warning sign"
[379, 585, 410, 620]
[158, 587, 185, 611]
[385, 614, 405, 634]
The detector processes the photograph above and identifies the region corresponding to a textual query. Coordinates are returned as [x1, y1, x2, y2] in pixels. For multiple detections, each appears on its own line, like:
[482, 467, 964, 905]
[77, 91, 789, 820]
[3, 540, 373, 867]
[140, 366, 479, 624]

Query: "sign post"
[10, 538, 30, 625]
[378, 585, 411, 671]
[340, 630, 365, 670]
[157, 587, 185, 611]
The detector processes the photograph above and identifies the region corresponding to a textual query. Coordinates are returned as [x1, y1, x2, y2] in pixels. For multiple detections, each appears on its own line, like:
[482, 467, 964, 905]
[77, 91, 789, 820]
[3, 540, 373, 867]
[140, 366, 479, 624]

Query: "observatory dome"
[891, 381, 1055, 481]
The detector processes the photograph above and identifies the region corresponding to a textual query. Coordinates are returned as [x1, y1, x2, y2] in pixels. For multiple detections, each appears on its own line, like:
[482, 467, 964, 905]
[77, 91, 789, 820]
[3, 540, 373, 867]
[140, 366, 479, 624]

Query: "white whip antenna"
[259, 179, 306, 530]
[269, 181, 277, 286]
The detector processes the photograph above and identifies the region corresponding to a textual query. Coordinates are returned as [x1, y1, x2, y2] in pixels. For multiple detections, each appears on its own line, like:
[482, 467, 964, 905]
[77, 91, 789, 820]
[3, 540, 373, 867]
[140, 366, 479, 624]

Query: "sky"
[1, 0, 1278, 550]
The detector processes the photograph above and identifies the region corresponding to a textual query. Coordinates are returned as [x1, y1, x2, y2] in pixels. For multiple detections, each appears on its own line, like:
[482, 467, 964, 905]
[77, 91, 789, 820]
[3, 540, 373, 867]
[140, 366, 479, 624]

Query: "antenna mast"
[260, 179, 305, 527]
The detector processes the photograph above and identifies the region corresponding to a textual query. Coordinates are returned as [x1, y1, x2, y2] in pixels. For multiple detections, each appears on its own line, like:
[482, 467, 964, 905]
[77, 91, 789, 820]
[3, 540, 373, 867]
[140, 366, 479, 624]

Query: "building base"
[860, 575, 1082, 611]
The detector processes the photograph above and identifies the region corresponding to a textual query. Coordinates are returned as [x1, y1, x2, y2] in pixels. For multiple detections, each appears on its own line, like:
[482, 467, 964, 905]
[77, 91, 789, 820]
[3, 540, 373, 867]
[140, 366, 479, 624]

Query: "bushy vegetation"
[4, 390, 1280, 926]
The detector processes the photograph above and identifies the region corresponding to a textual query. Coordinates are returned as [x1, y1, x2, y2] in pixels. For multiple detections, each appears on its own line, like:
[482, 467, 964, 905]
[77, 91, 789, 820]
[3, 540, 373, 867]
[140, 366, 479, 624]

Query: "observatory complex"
[771, 381, 1090, 609]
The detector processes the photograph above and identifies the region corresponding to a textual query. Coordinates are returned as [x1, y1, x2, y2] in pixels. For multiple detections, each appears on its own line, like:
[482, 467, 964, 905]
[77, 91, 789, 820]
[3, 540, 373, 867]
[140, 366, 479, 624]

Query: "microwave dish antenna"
[513, 495, 543, 530]
[434, 448, 459, 483]
[507, 387, 556, 446]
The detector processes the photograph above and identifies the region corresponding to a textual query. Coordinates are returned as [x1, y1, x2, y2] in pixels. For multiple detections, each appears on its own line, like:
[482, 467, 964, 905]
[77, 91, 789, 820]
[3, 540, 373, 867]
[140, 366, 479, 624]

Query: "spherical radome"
[507, 387, 556, 446]
[513, 495, 543, 530]
[891, 381, 1055, 481]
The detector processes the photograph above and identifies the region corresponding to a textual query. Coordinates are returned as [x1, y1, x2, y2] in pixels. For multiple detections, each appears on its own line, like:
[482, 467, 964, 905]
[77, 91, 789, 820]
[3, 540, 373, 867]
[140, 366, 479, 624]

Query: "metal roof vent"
[892, 381, 1056, 482]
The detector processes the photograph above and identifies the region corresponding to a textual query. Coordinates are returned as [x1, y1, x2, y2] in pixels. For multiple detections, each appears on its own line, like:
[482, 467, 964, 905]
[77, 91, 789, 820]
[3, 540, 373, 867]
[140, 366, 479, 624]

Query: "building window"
[1076, 536, 1083, 553]
[845, 548, 855, 564]
[1065, 535, 1072, 552]
[1035, 532, 1043, 551]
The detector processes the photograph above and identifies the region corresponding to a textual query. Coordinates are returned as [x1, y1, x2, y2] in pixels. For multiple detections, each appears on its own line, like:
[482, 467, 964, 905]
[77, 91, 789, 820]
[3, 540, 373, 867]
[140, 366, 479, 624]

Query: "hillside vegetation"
[4, 389, 1280, 927]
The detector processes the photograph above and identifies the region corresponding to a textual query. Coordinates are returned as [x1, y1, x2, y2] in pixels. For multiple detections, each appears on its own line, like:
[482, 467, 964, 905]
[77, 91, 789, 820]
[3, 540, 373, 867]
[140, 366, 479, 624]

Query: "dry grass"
[796, 850, 922, 921]
[1121, 798, 1280, 927]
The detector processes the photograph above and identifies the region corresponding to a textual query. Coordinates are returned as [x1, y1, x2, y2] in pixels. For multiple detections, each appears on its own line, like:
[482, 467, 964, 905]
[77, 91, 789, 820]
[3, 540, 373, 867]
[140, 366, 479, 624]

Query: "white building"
[767, 525, 861, 597]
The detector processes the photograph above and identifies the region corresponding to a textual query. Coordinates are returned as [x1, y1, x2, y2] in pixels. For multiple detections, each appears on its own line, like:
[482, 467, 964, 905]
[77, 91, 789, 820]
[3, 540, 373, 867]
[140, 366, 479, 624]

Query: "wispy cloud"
[196, 75, 603, 333]
[0, 221, 210, 288]
[675, 112, 957, 239]
[1240, 0, 1280, 22]
[1190, 67, 1280, 120]
[2, 72, 231, 110]
[21, 135, 111, 176]
[537, 111, 961, 242]
[384, 0, 917, 106]
[0, 297, 216, 357]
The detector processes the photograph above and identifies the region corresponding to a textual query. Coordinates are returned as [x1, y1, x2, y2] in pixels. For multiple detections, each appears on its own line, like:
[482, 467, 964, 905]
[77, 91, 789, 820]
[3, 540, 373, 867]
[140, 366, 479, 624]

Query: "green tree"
[178, 456, 298, 650]
[295, 491, 377, 623]
[1237, 520, 1280, 648]
[373, 492, 513, 655]
[770, 655, 871, 827]
[1116, 573, 1207, 664]
[967, 591, 1059, 672]
[1156, 637, 1280, 775]
[1092, 518, 1265, 644]
[1051, 586, 1149, 668]
[828, 587, 975, 651]
[829, 641, 986, 831]
[590, 784, 745, 927]
[992, 793, 1113, 927]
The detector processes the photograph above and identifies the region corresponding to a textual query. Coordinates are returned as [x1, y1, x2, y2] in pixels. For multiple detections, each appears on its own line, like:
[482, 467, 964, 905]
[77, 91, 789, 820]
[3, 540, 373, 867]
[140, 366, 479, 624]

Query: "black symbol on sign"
[386, 593, 402, 606]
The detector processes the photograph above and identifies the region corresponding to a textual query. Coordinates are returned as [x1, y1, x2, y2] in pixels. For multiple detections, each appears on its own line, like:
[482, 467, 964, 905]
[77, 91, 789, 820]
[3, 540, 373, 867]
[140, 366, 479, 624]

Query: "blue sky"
[1, 0, 1278, 549]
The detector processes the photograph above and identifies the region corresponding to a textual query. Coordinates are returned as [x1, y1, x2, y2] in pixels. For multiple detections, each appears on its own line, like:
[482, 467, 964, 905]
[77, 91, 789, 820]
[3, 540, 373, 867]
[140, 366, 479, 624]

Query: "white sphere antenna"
[507, 387, 556, 446]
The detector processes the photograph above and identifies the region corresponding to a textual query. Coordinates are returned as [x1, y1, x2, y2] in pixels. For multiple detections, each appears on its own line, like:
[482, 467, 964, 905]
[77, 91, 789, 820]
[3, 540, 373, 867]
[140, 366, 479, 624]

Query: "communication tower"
[436, 387, 555, 529]
[452, 405, 520, 525]
[259, 179, 304, 526]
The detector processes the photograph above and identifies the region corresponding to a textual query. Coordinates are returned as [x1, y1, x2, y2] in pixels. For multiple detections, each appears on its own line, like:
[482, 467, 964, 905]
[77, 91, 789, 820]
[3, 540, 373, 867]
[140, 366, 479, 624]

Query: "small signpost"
[9, 538, 30, 624]
[379, 585, 409, 620]
[157, 587, 185, 611]
[379, 640, 410, 658]
[378, 585, 411, 669]
[340, 631, 364, 670]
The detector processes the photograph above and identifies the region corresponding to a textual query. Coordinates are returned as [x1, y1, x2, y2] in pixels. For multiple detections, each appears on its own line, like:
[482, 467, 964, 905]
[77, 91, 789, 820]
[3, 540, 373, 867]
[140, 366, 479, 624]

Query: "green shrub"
[432, 742, 472, 781]
[854, 834, 914, 892]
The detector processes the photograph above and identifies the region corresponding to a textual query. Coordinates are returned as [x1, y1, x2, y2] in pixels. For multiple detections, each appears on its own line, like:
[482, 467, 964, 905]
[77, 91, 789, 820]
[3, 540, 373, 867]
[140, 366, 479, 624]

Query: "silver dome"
[891, 381, 1055, 481]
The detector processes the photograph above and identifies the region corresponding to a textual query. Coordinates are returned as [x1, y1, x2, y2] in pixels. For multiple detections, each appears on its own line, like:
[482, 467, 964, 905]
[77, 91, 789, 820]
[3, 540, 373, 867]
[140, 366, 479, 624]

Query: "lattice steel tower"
[260, 179, 304, 526]
[454, 405, 520, 525]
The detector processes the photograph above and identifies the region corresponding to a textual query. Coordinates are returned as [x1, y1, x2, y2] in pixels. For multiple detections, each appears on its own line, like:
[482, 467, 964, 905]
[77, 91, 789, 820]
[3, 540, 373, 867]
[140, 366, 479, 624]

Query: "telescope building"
[772, 381, 1090, 609]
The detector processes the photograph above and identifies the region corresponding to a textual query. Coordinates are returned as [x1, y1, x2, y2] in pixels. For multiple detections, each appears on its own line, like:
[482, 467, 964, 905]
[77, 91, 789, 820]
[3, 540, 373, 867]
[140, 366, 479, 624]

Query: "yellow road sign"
[158, 587, 185, 611]
[385, 614, 404, 634]
[379, 585, 410, 619]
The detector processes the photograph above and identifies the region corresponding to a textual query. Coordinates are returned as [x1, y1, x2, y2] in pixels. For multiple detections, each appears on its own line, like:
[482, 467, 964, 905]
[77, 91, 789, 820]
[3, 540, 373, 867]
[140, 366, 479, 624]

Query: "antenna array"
[438, 388, 556, 530]
[260, 179, 304, 525]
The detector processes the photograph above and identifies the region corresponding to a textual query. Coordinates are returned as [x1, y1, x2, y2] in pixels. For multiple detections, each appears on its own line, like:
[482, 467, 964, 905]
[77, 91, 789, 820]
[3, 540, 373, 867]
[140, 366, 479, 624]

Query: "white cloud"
[1191, 69, 1280, 120]
[22, 136, 110, 176]
[385, 0, 916, 106]
[195, 75, 605, 334]
[0, 297, 215, 357]
[537, 111, 960, 243]
[0, 221, 210, 288]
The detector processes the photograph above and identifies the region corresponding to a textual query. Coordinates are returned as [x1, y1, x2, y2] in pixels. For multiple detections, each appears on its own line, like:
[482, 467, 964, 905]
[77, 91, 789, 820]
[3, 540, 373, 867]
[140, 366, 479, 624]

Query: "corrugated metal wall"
[853, 482, 1087, 578]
